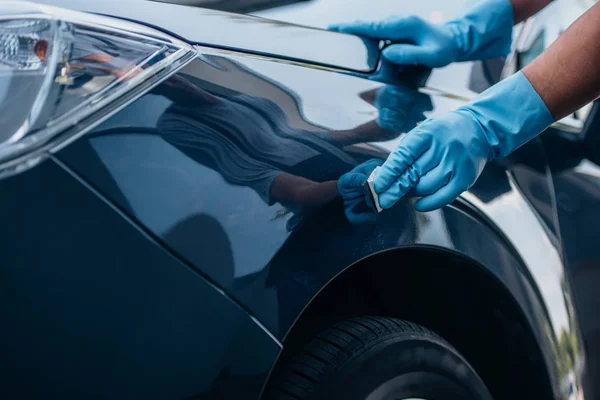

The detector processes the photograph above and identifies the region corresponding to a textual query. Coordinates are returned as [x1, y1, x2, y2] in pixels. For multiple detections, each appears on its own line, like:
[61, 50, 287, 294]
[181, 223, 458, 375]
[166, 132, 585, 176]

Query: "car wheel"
[265, 316, 493, 400]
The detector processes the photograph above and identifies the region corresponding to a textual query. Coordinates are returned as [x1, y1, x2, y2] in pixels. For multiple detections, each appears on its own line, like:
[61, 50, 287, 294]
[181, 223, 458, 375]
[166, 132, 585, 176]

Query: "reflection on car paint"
[0, 159, 279, 399]
[541, 127, 600, 397]
[34, 0, 380, 73]
[57, 49, 584, 399]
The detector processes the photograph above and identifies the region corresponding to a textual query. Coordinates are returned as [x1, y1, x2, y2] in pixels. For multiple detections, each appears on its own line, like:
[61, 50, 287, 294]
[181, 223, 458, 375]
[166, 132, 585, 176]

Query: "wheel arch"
[268, 245, 556, 400]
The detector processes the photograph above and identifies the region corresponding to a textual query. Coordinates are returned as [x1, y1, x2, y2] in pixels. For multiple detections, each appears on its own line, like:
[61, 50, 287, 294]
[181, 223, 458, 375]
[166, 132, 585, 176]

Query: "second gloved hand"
[330, 0, 514, 68]
[338, 159, 383, 224]
[374, 71, 555, 212]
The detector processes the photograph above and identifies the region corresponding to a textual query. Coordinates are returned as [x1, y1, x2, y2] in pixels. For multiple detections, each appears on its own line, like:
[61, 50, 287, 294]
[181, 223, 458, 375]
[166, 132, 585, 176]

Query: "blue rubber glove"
[330, 0, 514, 68]
[338, 159, 384, 224]
[374, 71, 555, 212]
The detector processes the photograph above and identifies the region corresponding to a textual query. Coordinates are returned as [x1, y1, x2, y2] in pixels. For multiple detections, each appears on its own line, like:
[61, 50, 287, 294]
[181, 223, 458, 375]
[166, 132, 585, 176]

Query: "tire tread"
[264, 316, 451, 400]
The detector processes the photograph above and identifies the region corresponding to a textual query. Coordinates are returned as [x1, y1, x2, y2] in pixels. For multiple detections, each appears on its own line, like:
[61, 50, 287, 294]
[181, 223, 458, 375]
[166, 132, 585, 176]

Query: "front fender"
[259, 156, 575, 399]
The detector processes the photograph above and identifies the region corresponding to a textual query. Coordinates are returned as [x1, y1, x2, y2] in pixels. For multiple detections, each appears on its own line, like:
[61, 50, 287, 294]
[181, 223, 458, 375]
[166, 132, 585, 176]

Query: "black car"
[149, 0, 307, 13]
[2, 0, 599, 399]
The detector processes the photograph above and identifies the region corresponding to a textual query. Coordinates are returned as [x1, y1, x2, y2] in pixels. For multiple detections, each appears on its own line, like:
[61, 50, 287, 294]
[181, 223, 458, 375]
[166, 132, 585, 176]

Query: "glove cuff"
[445, 0, 515, 62]
[459, 71, 555, 160]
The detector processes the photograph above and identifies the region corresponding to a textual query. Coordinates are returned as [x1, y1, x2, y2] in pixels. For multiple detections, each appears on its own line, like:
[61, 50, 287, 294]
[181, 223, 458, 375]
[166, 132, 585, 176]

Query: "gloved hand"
[330, 0, 514, 68]
[374, 71, 555, 212]
[338, 158, 384, 224]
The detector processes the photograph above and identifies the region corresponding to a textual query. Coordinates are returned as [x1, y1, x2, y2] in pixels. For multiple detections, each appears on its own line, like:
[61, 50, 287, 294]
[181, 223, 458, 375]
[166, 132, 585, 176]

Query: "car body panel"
[3, 0, 592, 398]
[33, 0, 379, 73]
[0, 159, 279, 399]
[56, 46, 579, 398]
[255, 0, 482, 97]
[540, 124, 600, 397]
[152, 0, 306, 14]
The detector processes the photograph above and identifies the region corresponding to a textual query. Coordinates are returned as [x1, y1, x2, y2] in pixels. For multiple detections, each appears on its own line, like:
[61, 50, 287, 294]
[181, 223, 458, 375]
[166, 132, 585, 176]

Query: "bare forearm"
[271, 174, 338, 206]
[327, 121, 383, 146]
[523, 3, 600, 120]
[510, 0, 553, 23]
[296, 180, 339, 206]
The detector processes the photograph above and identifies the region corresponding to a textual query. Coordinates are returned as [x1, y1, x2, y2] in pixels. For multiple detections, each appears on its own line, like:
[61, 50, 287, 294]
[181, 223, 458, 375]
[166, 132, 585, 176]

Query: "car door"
[512, 0, 600, 395]
[541, 103, 600, 397]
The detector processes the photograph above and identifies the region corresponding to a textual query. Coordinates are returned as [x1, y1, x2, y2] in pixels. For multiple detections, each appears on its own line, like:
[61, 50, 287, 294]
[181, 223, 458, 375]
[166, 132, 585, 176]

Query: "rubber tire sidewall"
[316, 334, 492, 400]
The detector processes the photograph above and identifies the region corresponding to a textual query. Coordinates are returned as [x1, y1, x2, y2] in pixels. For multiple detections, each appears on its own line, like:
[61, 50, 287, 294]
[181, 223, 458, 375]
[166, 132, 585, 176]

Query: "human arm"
[523, 2, 600, 120]
[326, 121, 389, 146]
[369, 2, 600, 212]
[270, 174, 339, 207]
[512, 0, 553, 23]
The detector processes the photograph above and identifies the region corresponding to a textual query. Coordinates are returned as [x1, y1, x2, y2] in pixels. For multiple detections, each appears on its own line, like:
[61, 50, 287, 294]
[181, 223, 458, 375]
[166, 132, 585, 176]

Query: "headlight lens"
[0, 1, 196, 178]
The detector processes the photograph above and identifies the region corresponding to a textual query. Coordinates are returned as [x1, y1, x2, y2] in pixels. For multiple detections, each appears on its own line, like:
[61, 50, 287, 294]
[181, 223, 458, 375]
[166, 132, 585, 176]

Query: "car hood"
[29, 0, 486, 99]
[30, 0, 379, 73]
[255, 0, 487, 97]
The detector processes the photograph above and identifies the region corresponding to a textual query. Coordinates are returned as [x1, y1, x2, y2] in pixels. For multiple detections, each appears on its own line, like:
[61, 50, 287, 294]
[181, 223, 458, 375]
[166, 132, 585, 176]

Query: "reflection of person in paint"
[325, 84, 432, 146]
[153, 74, 432, 225]
[164, 213, 234, 289]
[154, 75, 354, 218]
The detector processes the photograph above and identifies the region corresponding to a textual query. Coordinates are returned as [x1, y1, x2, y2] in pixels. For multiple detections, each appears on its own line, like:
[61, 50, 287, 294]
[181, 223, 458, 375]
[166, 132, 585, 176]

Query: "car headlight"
[0, 1, 196, 178]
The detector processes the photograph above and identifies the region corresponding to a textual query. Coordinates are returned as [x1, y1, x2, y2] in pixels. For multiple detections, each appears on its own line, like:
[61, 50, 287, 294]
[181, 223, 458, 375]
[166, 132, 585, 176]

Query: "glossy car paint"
[152, 0, 306, 14]
[258, 2, 596, 396]
[35, 0, 379, 73]
[2, 0, 594, 399]
[541, 122, 600, 398]
[0, 158, 279, 399]
[255, 0, 482, 97]
[53, 44, 581, 398]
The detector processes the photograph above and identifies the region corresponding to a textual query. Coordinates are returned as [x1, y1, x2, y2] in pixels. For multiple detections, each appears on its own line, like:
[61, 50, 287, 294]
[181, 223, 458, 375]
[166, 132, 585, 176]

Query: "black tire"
[264, 316, 493, 400]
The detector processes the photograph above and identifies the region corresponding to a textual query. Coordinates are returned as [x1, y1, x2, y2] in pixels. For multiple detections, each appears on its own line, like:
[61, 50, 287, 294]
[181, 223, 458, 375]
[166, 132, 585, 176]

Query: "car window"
[517, 0, 598, 130]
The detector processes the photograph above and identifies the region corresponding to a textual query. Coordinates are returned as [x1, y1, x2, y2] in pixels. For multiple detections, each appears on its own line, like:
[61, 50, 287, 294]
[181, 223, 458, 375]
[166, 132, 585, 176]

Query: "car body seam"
[49, 154, 283, 349]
